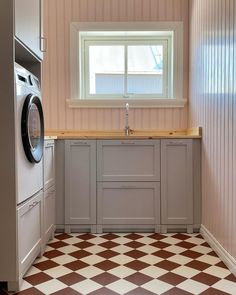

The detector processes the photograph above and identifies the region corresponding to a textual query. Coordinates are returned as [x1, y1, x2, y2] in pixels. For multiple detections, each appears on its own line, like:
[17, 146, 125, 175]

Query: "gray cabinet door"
[97, 140, 160, 181]
[43, 185, 55, 248]
[97, 182, 160, 227]
[15, 0, 43, 59]
[161, 139, 193, 225]
[65, 140, 96, 226]
[44, 140, 55, 190]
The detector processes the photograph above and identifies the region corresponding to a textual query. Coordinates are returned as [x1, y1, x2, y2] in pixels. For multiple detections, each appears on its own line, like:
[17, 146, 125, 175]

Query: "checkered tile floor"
[3, 233, 236, 294]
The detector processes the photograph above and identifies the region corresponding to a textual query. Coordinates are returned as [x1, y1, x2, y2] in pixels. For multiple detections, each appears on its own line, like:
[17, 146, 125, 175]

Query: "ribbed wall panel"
[42, 0, 189, 130]
[189, 0, 236, 259]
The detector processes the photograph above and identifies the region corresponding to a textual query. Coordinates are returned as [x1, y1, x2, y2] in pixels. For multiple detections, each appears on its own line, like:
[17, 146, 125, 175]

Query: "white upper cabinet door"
[15, 0, 43, 59]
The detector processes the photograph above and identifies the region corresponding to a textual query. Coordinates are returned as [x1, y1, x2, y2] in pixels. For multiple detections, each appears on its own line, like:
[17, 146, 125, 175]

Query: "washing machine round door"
[21, 94, 44, 163]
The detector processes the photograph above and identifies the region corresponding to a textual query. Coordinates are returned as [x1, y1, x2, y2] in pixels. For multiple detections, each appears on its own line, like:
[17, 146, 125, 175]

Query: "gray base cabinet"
[161, 139, 194, 233]
[65, 140, 96, 233]
[63, 138, 201, 234]
[97, 140, 161, 232]
[43, 186, 55, 246]
[43, 140, 56, 251]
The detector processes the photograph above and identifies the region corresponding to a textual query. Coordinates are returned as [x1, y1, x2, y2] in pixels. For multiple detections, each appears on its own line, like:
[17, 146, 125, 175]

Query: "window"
[69, 22, 186, 108]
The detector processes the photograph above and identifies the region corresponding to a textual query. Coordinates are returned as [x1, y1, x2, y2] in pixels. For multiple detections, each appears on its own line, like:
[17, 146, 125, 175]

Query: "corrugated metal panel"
[42, 0, 189, 130]
[189, 0, 236, 258]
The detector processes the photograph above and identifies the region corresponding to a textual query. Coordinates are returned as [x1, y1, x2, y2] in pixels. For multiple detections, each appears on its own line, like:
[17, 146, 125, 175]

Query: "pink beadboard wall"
[42, 0, 189, 130]
[189, 0, 236, 259]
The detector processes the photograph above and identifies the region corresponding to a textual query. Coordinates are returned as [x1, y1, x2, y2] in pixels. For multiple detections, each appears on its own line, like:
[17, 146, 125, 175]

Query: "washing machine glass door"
[21, 94, 44, 163]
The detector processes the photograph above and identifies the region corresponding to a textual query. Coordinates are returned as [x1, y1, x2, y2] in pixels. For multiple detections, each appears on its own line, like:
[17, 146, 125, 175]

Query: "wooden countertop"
[45, 127, 202, 139]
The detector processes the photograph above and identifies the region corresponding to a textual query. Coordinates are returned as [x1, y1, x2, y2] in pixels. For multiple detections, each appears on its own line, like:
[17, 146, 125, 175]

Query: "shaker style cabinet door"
[15, 0, 43, 59]
[97, 182, 160, 228]
[65, 140, 96, 232]
[161, 140, 193, 228]
[43, 140, 56, 249]
[97, 140, 160, 182]
[44, 140, 55, 190]
[17, 191, 42, 277]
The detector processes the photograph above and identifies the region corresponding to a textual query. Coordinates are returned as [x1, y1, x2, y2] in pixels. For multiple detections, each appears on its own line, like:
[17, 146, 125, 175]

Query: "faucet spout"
[125, 103, 130, 136]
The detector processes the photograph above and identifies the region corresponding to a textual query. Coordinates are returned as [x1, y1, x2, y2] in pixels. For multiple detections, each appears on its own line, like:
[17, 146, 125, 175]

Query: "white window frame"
[68, 22, 186, 108]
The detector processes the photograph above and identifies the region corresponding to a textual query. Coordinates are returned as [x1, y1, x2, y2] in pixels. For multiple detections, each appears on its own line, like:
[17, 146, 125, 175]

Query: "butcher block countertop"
[45, 127, 202, 139]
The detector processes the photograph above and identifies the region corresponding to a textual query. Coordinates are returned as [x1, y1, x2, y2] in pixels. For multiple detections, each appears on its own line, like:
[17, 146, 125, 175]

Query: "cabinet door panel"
[15, 0, 42, 59]
[44, 140, 55, 190]
[44, 186, 55, 245]
[161, 140, 193, 225]
[97, 182, 160, 225]
[65, 140, 96, 225]
[97, 140, 160, 181]
[18, 191, 42, 276]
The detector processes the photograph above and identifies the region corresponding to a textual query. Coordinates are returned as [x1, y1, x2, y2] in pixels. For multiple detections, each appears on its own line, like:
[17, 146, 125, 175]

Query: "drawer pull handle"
[29, 201, 38, 210]
[167, 141, 185, 145]
[72, 142, 88, 145]
[121, 186, 137, 189]
[40, 37, 47, 52]
[121, 141, 135, 145]
[46, 143, 53, 147]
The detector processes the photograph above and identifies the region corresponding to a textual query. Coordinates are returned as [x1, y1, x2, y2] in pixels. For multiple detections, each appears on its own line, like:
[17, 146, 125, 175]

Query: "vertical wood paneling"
[189, 0, 236, 259]
[43, 0, 189, 130]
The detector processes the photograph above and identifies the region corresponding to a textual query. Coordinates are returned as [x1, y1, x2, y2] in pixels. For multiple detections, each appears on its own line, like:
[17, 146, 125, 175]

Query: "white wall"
[42, 0, 189, 131]
[189, 0, 236, 259]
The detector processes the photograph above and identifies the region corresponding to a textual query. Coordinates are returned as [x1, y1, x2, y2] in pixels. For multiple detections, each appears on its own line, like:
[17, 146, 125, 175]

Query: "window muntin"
[82, 36, 171, 99]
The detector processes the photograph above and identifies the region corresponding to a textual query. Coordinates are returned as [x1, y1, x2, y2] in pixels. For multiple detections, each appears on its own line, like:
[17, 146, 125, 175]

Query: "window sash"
[81, 37, 171, 99]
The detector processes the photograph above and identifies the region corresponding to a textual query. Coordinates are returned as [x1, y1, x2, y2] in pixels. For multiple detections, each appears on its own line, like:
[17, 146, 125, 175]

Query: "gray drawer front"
[97, 140, 160, 181]
[97, 181, 160, 225]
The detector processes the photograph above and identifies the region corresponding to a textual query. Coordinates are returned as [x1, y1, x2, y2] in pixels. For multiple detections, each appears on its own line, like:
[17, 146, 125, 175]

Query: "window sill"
[67, 98, 187, 108]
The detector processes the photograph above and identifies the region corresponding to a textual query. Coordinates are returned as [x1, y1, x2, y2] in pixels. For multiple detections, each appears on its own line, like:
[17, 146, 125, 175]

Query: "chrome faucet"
[125, 103, 130, 136]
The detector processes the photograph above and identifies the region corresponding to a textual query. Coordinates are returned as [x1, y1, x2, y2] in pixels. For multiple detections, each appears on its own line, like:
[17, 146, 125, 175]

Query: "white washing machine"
[15, 63, 44, 205]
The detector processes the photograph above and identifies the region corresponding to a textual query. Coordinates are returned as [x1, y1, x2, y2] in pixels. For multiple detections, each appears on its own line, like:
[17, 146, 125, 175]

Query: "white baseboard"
[200, 225, 236, 276]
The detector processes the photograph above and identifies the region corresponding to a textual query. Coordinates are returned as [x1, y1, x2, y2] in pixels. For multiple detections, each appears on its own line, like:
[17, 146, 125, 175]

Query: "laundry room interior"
[0, 0, 235, 294]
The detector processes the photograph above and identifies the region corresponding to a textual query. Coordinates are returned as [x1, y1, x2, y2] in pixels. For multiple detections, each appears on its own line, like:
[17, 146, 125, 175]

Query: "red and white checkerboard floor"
[2, 233, 236, 294]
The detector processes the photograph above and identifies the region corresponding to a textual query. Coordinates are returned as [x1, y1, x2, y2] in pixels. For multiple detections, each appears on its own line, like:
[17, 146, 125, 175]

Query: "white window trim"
[68, 22, 186, 108]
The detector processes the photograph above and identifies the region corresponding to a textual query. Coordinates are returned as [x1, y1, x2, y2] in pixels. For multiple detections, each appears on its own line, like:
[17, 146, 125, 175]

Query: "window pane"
[89, 46, 125, 95]
[127, 45, 164, 94]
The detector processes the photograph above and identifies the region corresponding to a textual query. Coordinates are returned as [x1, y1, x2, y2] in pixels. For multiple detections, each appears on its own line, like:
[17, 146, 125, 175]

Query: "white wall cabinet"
[43, 140, 55, 250]
[65, 140, 96, 233]
[161, 139, 193, 233]
[17, 191, 42, 281]
[14, 0, 43, 59]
